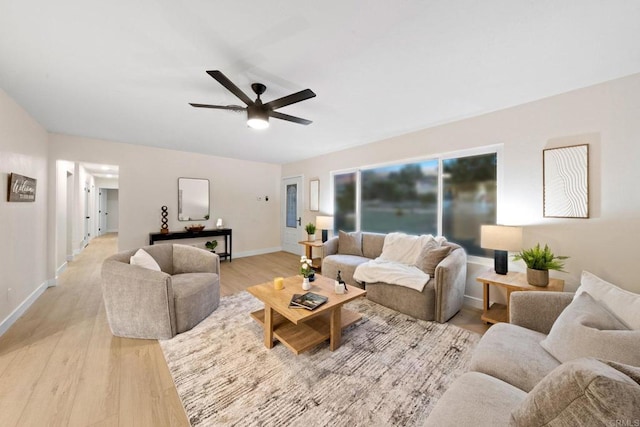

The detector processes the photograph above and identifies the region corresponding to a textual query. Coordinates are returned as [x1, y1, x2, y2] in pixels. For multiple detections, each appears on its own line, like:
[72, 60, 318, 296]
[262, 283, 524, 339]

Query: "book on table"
[288, 292, 328, 310]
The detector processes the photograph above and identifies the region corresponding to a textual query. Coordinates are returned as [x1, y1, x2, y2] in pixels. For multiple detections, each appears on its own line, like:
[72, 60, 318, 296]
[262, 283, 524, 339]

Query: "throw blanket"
[353, 233, 447, 292]
[353, 259, 430, 291]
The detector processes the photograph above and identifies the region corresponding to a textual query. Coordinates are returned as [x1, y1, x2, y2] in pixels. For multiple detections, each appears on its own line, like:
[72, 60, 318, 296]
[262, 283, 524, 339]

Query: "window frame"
[330, 144, 503, 258]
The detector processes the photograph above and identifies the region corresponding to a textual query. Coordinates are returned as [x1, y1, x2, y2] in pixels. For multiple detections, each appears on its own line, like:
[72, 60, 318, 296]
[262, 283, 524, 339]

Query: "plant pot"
[527, 268, 549, 287]
[308, 234, 316, 242]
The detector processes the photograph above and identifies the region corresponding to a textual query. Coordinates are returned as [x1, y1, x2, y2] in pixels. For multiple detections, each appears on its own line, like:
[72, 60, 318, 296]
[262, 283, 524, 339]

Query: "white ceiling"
[2, 1, 640, 164]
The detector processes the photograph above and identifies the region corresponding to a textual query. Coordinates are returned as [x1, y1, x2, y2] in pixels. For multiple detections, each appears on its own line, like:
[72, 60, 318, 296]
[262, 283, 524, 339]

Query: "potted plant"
[300, 256, 314, 290]
[512, 243, 569, 286]
[205, 240, 218, 253]
[305, 222, 317, 241]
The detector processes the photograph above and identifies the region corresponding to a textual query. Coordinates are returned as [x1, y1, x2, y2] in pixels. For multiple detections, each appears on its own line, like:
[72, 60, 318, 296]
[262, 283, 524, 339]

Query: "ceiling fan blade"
[263, 89, 316, 111]
[189, 103, 246, 111]
[269, 111, 313, 125]
[206, 70, 254, 106]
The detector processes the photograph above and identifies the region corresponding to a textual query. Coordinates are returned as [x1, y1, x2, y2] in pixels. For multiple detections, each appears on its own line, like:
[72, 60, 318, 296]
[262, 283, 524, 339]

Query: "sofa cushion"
[129, 248, 161, 271]
[417, 245, 451, 276]
[361, 232, 386, 259]
[338, 230, 363, 256]
[425, 372, 526, 427]
[470, 323, 561, 392]
[171, 272, 220, 333]
[321, 254, 369, 288]
[511, 358, 640, 426]
[540, 292, 640, 366]
[576, 271, 640, 329]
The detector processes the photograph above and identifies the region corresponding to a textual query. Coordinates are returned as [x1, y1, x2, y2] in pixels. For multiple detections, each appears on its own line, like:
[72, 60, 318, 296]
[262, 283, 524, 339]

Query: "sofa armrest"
[101, 260, 177, 339]
[323, 236, 339, 256]
[510, 291, 574, 334]
[433, 247, 467, 323]
[173, 244, 220, 275]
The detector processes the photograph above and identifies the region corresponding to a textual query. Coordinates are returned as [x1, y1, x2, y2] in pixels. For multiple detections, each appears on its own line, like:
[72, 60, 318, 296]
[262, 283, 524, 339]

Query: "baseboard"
[66, 254, 74, 262]
[56, 261, 67, 277]
[0, 280, 48, 337]
[463, 294, 484, 310]
[233, 247, 282, 259]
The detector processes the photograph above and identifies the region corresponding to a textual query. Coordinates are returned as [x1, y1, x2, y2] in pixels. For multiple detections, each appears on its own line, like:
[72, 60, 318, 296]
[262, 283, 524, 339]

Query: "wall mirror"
[178, 177, 210, 221]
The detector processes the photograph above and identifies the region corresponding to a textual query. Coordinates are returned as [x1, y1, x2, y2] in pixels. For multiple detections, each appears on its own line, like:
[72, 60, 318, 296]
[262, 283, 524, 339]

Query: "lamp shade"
[316, 216, 334, 230]
[480, 225, 523, 251]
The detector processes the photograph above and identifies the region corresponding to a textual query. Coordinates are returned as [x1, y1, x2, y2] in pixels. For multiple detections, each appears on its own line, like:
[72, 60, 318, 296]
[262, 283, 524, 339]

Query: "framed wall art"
[7, 173, 37, 202]
[543, 144, 589, 218]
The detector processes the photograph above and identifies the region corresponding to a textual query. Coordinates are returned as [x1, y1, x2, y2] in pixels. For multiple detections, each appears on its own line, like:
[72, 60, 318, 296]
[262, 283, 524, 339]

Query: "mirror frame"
[178, 177, 210, 221]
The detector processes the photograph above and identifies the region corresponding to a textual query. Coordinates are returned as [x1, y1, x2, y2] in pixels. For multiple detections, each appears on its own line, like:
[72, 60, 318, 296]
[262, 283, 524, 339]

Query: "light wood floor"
[0, 234, 488, 426]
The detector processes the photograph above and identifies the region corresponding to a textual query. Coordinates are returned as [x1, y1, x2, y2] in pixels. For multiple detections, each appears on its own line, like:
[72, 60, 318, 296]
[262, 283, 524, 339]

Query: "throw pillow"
[338, 230, 363, 256]
[511, 358, 640, 426]
[130, 248, 161, 271]
[416, 245, 452, 276]
[540, 292, 640, 366]
[576, 270, 640, 329]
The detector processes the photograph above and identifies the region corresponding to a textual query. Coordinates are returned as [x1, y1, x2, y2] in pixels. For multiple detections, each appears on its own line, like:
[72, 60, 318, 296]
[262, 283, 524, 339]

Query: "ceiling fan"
[190, 70, 316, 129]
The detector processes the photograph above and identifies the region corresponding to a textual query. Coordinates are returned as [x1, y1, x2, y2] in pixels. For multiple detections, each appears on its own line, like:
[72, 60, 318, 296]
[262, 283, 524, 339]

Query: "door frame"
[281, 175, 304, 254]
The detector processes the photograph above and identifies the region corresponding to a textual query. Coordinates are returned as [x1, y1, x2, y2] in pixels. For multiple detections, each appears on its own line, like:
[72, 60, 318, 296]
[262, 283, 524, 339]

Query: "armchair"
[101, 244, 220, 339]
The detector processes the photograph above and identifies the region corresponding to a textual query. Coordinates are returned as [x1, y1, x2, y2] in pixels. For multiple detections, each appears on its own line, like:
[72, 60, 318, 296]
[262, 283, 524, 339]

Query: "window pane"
[361, 160, 438, 235]
[333, 172, 356, 232]
[443, 153, 497, 256]
[286, 184, 297, 228]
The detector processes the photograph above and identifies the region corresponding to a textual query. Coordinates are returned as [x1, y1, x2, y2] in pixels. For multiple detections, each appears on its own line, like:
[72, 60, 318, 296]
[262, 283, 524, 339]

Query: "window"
[333, 172, 357, 232]
[361, 160, 438, 235]
[332, 149, 497, 256]
[442, 153, 497, 256]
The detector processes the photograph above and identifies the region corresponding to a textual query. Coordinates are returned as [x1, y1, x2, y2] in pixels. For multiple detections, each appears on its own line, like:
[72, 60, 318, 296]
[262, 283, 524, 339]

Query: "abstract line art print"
[543, 144, 589, 218]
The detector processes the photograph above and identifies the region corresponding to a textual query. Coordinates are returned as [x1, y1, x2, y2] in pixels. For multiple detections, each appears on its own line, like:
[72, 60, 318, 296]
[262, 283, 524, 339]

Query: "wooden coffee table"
[246, 274, 366, 354]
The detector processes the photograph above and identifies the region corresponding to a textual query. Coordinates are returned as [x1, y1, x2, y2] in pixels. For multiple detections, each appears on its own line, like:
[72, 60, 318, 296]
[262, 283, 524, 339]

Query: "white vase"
[308, 234, 316, 242]
[302, 277, 311, 291]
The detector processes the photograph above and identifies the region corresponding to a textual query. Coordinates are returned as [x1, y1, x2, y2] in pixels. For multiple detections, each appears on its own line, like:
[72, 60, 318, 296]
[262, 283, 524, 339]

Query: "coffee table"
[246, 274, 366, 354]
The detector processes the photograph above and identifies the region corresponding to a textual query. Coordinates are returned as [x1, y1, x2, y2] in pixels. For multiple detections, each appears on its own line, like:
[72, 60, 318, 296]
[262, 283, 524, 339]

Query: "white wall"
[48, 134, 282, 261]
[283, 72, 640, 302]
[0, 89, 50, 333]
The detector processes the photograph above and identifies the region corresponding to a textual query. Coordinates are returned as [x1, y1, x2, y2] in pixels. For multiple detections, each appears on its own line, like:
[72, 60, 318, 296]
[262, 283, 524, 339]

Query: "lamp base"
[494, 250, 509, 275]
[321, 230, 328, 243]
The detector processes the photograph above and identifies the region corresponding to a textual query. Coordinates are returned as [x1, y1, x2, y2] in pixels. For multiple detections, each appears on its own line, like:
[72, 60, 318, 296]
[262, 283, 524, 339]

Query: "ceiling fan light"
[247, 107, 269, 129]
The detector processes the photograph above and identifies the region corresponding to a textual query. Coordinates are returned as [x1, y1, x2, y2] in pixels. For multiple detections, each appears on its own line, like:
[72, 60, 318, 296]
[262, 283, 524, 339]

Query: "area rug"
[160, 292, 480, 427]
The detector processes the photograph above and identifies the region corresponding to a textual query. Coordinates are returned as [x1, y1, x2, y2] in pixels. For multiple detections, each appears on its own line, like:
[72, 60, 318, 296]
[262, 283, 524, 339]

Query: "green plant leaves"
[512, 243, 568, 272]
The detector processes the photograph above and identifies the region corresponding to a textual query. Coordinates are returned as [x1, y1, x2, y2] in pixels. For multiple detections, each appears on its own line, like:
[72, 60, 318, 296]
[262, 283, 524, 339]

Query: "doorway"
[281, 176, 303, 254]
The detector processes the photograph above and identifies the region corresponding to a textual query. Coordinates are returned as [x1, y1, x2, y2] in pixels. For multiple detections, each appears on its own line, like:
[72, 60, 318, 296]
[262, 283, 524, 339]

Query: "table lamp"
[480, 225, 523, 275]
[315, 216, 334, 243]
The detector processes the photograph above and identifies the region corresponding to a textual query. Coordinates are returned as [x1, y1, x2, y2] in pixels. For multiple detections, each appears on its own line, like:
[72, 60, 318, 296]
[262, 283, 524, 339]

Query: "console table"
[149, 228, 232, 261]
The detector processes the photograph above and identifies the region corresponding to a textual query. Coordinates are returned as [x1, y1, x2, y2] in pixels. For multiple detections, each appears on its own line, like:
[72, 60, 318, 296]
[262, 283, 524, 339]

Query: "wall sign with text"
[7, 173, 37, 202]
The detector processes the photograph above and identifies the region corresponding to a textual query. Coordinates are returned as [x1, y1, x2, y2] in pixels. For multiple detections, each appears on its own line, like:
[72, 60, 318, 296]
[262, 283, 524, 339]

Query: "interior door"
[281, 176, 303, 254]
[98, 188, 108, 236]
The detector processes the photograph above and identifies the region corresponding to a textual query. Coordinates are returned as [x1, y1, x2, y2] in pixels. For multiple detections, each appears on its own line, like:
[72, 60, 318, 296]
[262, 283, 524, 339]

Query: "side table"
[476, 270, 564, 324]
[298, 240, 324, 271]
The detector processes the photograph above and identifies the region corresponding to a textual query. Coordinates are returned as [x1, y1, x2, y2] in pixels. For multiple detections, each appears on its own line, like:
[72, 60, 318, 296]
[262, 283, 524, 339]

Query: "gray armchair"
[101, 243, 220, 339]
